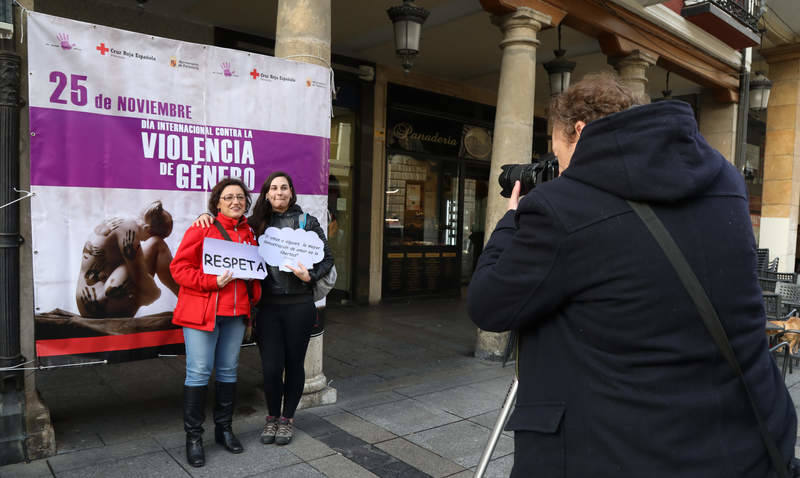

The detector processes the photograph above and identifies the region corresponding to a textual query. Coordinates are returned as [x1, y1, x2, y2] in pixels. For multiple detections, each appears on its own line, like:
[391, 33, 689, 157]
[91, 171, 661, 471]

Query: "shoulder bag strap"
[627, 200, 788, 478]
[213, 220, 232, 242]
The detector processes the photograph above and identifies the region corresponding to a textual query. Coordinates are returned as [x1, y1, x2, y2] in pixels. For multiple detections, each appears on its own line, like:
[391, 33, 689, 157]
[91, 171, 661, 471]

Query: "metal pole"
[734, 48, 751, 174]
[475, 376, 518, 478]
[0, 0, 22, 392]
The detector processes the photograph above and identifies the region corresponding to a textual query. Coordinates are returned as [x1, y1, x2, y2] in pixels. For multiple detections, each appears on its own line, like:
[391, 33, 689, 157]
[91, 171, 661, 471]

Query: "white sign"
[258, 227, 324, 271]
[202, 237, 267, 280]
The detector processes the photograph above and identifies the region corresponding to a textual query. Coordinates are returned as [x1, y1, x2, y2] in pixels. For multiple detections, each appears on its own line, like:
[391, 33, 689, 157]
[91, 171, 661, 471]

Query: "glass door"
[328, 108, 356, 302]
[461, 166, 489, 283]
[383, 154, 460, 297]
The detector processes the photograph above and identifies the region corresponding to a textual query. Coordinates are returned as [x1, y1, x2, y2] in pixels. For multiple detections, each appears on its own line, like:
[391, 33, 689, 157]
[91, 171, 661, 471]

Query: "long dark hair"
[208, 177, 253, 216]
[251, 171, 297, 236]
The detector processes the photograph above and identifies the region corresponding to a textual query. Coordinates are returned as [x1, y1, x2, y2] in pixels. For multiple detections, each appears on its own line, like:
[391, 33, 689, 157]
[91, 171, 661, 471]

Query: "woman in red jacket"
[170, 177, 261, 468]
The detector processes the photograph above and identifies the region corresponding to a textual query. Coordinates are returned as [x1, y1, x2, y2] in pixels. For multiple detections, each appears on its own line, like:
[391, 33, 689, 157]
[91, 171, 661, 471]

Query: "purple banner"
[30, 107, 329, 195]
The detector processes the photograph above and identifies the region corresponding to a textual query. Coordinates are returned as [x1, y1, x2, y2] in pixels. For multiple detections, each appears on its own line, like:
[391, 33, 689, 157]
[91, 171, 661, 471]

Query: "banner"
[28, 13, 331, 365]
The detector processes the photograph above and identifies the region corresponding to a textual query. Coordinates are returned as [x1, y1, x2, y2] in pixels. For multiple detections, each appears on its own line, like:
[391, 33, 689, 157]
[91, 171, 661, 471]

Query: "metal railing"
[684, 0, 763, 32]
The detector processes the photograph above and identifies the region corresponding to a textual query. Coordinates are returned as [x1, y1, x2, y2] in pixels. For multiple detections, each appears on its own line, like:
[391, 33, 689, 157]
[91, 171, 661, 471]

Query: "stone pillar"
[698, 92, 738, 164]
[475, 7, 550, 361]
[613, 50, 658, 103]
[6, 0, 55, 464]
[275, 0, 336, 407]
[759, 45, 800, 273]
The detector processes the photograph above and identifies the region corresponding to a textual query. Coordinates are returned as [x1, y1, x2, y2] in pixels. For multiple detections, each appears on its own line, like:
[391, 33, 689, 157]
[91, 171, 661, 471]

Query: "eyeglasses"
[221, 195, 246, 203]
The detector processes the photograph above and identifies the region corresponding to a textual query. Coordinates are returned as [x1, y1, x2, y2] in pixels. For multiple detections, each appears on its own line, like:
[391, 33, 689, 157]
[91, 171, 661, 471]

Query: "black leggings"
[255, 301, 316, 419]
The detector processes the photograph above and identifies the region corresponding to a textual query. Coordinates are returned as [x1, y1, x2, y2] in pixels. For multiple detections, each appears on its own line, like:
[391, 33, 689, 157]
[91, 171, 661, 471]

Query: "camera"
[498, 152, 559, 198]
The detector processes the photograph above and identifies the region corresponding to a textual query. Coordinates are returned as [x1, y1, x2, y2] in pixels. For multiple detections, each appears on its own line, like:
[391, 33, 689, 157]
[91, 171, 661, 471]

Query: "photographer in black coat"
[468, 73, 796, 478]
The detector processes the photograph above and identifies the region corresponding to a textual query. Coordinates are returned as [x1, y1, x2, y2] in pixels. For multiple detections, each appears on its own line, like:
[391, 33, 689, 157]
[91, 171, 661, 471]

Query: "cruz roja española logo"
[95, 42, 157, 62]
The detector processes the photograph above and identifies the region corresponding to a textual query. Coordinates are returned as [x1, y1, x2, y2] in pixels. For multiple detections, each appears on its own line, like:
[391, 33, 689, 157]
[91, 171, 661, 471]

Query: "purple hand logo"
[221, 62, 233, 77]
[57, 33, 72, 50]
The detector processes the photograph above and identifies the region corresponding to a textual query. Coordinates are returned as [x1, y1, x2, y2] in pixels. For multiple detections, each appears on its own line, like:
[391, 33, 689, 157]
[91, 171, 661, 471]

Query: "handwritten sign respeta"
[202, 237, 268, 280]
[258, 227, 324, 271]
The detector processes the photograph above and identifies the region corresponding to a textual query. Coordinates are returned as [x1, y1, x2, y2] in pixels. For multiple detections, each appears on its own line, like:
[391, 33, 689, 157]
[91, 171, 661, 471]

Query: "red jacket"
[170, 213, 262, 331]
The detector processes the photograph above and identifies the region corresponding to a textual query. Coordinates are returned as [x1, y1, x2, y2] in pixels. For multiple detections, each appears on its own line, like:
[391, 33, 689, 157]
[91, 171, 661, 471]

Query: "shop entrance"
[381, 85, 495, 298]
[461, 168, 489, 283]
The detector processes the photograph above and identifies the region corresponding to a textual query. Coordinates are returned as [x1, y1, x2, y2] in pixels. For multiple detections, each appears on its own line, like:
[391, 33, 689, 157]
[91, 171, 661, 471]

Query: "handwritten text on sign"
[258, 227, 324, 271]
[202, 237, 267, 280]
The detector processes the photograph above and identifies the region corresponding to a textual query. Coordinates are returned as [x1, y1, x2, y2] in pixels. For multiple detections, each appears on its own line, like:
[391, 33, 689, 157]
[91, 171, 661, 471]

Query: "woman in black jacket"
[249, 171, 333, 446]
[194, 171, 334, 446]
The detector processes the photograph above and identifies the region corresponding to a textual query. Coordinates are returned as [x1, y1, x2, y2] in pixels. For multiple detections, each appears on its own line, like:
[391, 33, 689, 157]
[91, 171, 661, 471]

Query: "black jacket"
[256, 204, 334, 304]
[468, 101, 796, 477]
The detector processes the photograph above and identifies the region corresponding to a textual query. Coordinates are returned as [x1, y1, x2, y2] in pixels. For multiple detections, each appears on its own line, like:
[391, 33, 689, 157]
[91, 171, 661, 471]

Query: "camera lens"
[497, 153, 559, 198]
[499, 164, 539, 198]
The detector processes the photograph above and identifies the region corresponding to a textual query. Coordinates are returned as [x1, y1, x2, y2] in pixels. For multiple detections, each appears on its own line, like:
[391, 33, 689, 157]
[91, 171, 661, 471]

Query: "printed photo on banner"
[26, 12, 331, 365]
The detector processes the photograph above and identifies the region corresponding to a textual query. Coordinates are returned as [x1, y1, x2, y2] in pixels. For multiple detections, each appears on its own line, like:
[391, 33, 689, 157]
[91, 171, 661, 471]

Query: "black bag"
[298, 212, 336, 301]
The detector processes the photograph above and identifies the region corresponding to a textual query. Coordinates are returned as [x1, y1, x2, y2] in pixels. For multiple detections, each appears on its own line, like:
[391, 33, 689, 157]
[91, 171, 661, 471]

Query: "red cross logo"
[250, 68, 259, 79]
[96, 43, 109, 55]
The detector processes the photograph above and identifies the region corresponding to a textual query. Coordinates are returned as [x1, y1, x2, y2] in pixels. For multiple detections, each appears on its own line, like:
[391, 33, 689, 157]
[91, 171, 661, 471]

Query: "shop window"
[384, 155, 458, 247]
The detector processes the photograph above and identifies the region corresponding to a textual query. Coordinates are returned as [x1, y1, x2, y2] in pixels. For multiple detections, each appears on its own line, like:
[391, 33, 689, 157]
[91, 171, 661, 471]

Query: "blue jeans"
[183, 315, 246, 386]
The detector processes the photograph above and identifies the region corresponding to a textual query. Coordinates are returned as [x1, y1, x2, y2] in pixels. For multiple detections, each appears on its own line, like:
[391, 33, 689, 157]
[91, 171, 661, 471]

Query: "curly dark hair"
[207, 177, 252, 216]
[549, 72, 644, 141]
[251, 171, 297, 236]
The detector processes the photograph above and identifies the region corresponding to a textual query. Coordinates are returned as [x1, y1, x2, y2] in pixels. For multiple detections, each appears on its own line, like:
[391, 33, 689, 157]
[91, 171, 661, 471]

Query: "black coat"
[468, 101, 796, 478]
[256, 204, 334, 303]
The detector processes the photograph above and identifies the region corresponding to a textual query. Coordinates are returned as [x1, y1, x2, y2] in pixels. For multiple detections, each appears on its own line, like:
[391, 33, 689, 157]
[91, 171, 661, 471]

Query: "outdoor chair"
[766, 305, 800, 378]
[760, 277, 777, 293]
[760, 271, 798, 284]
[775, 282, 800, 304]
[764, 292, 782, 320]
[777, 272, 797, 283]
[767, 257, 780, 273]
[757, 248, 770, 272]
[771, 340, 793, 379]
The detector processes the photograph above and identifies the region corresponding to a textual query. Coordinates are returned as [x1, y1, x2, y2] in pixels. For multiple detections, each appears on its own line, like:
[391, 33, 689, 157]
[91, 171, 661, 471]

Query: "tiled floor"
[5, 297, 795, 478]
[1, 298, 516, 478]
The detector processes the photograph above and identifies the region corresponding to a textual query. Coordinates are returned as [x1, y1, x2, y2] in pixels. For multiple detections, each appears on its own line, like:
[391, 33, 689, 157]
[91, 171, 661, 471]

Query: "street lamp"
[543, 24, 576, 96]
[662, 71, 672, 100]
[749, 71, 772, 111]
[387, 0, 430, 73]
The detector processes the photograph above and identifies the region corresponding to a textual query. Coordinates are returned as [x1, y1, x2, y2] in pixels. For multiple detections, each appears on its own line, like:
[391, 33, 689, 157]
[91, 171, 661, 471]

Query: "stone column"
[475, 7, 550, 361]
[13, 0, 56, 463]
[698, 92, 738, 163]
[613, 50, 658, 103]
[275, 0, 336, 407]
[759, 45, 800, 273]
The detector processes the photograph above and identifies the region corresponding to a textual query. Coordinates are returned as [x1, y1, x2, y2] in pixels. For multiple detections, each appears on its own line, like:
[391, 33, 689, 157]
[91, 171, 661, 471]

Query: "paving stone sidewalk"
[0, 299, 517, 478]
[5, 297, 800, 478]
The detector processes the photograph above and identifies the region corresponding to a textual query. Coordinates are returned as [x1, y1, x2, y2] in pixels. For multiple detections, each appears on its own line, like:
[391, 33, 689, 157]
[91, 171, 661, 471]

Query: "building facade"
[3, 0, 798, 463]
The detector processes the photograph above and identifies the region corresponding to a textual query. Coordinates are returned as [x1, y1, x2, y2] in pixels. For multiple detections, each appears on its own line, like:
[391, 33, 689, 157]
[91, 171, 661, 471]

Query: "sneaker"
[260, 416, 278, 444]
[275, 417, 293, 445]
